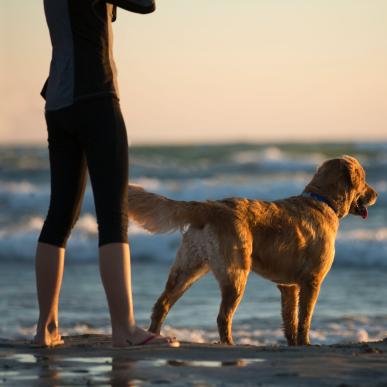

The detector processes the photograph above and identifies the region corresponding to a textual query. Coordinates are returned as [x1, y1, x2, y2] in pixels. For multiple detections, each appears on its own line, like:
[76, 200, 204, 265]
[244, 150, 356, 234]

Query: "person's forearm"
[106, 0, 155, 14]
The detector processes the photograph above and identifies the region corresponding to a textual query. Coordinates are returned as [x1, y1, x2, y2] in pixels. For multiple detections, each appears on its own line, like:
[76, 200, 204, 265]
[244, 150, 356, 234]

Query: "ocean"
[0, 142, 386, 345]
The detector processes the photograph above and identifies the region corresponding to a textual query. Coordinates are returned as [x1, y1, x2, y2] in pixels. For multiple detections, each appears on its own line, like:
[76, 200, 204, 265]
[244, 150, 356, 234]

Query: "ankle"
[37, 318, 60, 335]
[33, 320, 63, 347]
[112, 322, 137, 339]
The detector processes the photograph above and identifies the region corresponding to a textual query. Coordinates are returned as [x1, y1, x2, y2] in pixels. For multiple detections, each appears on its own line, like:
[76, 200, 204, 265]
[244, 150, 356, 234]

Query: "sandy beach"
[1, 335, 386, 386]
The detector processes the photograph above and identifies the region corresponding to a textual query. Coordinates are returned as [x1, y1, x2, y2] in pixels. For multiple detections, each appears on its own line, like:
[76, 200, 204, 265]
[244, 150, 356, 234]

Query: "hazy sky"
[1, 0, 386, 144]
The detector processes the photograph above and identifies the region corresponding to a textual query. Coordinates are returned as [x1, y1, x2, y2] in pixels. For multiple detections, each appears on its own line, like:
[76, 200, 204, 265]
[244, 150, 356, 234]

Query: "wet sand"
[1, 334, 386, 386]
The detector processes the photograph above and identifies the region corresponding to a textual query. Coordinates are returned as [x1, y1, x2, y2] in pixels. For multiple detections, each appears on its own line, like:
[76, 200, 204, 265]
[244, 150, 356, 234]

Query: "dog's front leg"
[297, 279, 321, 345]
[277, 284, 299, 346]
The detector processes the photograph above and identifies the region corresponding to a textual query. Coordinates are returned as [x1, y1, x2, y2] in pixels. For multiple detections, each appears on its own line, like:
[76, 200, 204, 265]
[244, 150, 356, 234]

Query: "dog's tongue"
[359, 206, 368, 219]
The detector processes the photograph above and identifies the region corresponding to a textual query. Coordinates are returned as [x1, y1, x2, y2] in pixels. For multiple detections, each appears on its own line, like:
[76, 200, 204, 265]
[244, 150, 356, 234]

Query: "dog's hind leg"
[149, 245, 209, 334]
[213, 268, 249, 345]
[297, 279, 321, 345]
[277, 284, 299, 346]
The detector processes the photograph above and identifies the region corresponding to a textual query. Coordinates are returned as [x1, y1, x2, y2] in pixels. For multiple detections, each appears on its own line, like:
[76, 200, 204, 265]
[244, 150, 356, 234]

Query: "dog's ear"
[314, 158, 344, 185]
[340, 156, 364, 190]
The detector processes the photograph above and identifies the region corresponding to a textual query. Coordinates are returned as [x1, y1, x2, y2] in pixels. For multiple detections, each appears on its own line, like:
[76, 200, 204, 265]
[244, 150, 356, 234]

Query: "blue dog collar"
[302, 192, 337, 214]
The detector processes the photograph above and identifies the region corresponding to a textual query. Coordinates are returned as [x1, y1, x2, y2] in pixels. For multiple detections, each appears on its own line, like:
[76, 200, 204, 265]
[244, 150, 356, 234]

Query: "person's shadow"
[33, 353, 142, 386]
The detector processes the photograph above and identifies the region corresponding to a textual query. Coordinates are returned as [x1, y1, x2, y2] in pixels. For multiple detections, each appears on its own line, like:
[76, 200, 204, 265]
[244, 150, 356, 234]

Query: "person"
[33, 0, 178, 348]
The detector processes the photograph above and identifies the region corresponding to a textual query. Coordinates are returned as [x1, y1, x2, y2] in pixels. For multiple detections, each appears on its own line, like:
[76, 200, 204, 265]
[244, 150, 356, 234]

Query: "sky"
[0, 0, 386, 145]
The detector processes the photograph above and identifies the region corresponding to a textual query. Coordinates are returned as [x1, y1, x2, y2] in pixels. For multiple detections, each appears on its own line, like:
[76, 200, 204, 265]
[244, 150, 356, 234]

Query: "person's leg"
[79, 97, 177, 346]
[34, 243, 65, 347]
[34, 108, 87, 346]
[99, 242, 153, 346]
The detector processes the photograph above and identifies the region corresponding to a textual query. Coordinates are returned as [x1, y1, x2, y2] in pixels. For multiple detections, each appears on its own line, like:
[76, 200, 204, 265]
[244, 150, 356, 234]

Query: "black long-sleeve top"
[41, 0, 155, 111]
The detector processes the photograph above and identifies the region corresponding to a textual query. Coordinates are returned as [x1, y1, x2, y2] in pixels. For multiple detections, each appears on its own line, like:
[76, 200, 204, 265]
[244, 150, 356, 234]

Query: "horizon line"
[1, 138, 387, 147]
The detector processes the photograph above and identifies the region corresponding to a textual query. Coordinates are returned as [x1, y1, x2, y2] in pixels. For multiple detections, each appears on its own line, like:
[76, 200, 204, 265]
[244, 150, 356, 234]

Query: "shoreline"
[1, 335, 386, 386]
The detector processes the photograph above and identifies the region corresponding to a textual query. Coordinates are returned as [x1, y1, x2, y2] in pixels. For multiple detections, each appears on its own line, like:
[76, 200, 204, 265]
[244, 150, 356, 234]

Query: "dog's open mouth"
[354, 200, 368, 219]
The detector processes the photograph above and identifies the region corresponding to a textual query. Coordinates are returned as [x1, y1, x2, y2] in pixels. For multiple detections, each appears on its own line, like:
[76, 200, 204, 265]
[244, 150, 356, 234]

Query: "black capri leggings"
[38, 96, 129, 248]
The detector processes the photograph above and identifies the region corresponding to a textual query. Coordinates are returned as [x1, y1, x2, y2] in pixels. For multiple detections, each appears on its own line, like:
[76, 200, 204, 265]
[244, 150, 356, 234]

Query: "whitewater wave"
[163, 316, 387, 346]
[1, 214, 386, 266]
[231, 147, 326, 173]
[8, 315, 387, 346]
[1, 143, 385, 266]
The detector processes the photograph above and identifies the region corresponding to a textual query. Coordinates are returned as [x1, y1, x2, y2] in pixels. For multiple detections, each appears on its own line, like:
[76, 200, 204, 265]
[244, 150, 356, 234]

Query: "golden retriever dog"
[128, 156, 378, 346]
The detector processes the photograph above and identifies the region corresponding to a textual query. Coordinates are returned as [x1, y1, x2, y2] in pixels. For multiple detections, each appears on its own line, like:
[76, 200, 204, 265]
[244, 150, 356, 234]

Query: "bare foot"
[113, 326, 179, 348]
[33, 326, 64, 348]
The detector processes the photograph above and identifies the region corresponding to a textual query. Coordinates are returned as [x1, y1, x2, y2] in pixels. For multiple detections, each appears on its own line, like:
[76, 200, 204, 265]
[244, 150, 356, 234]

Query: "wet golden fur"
[128, 156, 378, 345]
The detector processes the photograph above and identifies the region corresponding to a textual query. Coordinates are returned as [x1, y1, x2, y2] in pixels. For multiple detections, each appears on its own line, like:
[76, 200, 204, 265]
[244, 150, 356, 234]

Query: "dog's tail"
[128, 184, 220, 233]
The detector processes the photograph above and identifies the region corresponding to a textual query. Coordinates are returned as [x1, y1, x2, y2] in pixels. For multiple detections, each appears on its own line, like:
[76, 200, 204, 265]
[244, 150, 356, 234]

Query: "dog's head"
[304, 155, 378, 219]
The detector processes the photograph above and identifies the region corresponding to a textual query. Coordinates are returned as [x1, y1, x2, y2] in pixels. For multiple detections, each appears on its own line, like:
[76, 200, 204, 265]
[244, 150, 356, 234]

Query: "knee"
[38, 207, 80, 248]
[97, 211, 128, 247]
